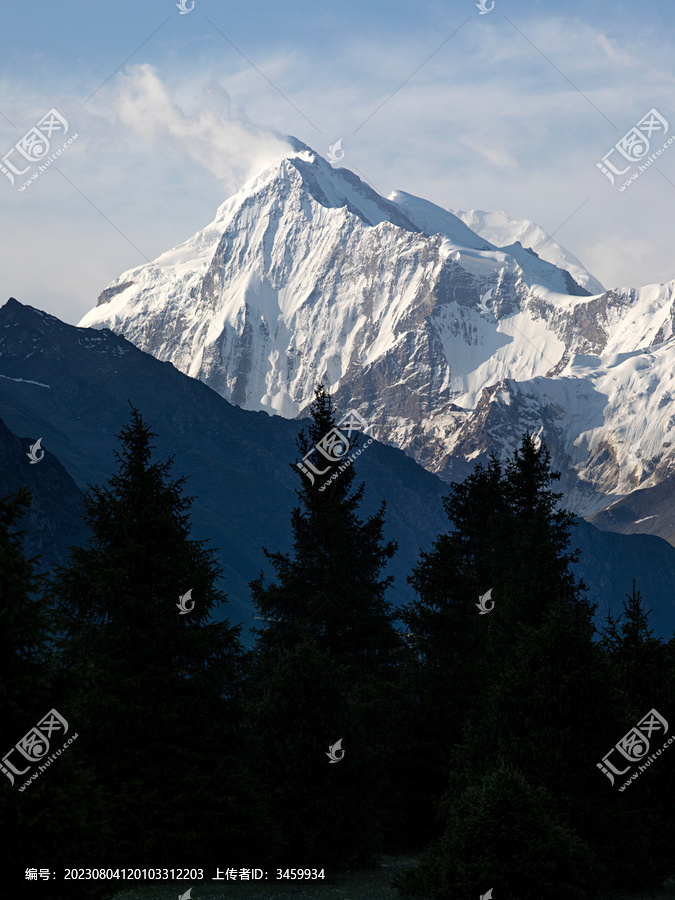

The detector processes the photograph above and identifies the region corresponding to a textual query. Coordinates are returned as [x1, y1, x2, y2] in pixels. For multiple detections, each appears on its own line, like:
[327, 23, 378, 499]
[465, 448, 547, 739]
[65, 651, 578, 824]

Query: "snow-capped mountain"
[78, 138, 675, 524]
[448, 208, 606, 296]
[5, 295, 675, 635]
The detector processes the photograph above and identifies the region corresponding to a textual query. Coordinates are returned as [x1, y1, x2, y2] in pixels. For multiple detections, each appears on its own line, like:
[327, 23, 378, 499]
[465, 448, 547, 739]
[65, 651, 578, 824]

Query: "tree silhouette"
[248, 383, 402, 864]
[49, 407, 271, 864]
[0, 486, 108, 898]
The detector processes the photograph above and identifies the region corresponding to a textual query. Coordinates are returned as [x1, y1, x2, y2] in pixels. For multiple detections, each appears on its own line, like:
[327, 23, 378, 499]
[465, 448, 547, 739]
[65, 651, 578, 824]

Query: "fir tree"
[497, 433, 595, 635]
[248, 383, 402, 864]
[247, 632, 384, 866]
[395, 761, 598, 900]
[600, 580, 670, 716]
[253, 383, 400, 668]
[397, 434, 641, 897]
[599, 582, 675, 887]
[397, 455, 507, 845]
[48, 408, 271, 865]
[0, 487, 109, 898]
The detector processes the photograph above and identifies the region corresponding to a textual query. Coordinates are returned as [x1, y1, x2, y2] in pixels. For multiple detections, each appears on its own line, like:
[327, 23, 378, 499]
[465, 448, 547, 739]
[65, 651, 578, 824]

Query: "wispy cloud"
[115, 64, 292, 186]
[460, 134, 519, 171]
[1, 5, 674, 323]
[595, 34, 636, 68]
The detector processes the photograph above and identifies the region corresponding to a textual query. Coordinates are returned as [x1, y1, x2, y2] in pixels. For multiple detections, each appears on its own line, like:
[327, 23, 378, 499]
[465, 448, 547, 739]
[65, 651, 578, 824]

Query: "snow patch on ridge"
[76, 139, 675, 518]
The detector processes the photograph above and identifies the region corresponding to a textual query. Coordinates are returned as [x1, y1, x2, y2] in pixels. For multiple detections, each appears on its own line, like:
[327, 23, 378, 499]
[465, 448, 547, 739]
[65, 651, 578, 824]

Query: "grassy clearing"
[106, 858, 675, 900]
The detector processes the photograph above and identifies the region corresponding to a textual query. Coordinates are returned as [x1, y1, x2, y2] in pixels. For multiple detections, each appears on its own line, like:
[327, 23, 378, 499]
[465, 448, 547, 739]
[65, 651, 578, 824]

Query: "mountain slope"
[588, 474, 675, 545]
[3, 297, 675, 637]
[0, 415, 86, 572]
[0, 296, 447, 641]
[73, 140, 675, 522]
[449, 208, 606, 296]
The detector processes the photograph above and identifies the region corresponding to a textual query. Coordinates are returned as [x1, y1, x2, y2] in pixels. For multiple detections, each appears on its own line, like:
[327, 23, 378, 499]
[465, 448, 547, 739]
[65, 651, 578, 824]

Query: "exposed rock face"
[3, 295, 675, 636]
[77, 142, 675, 521]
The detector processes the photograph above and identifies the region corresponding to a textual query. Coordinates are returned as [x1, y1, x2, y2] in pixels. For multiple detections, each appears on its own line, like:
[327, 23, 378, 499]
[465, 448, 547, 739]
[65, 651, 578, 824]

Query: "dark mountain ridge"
[1, 297, 674, 640]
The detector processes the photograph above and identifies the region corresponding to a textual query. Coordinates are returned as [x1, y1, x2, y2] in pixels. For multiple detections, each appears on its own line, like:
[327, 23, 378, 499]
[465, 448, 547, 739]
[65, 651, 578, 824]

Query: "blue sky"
[1, 0, 674, 324]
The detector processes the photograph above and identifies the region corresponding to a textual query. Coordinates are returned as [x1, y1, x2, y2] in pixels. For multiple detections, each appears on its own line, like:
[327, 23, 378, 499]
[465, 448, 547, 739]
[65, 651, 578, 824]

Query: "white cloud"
[115, 64, 293, 188]
[459, 133, 519, 171]
[596, 34, 636, 68]
[3, 9, 675, 326]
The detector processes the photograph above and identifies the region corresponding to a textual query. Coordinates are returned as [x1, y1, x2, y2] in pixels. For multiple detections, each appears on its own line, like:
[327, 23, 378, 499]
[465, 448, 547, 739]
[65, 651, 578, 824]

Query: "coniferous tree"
[398, 455, 507, 844]
[496, 433, 595, 638]
[600, 580, 671, 716]
[0, 487, 109, 899]
[398, 761, 598, 900]
[248, 383, 403, 865]
[48, 408, 272, 865]
[397, 434, 639, 898]
[599, 583, 675, 887]
[253, 383, 400, 666]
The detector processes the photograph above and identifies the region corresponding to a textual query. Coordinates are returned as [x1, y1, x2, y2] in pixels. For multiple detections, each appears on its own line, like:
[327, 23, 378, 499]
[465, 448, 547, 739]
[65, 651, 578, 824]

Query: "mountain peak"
[1, 296, 63, 325]
[231, 137, 418, 232]
[451, 207, 605, 295]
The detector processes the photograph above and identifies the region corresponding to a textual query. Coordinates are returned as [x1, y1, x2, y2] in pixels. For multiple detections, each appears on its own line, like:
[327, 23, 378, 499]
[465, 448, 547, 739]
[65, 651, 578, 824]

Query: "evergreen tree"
[397, 434, 641, 897]
[247, 632, 384, 867]
[397, 455, 507, 846]
[48, 408, 272, 865]
[496, 433, 595, 637]
[600, 583, 675, 888]
[600, 580, 671, 717]
[248, 384, 403, 864]
[395, 761, 598, 900]
[253, 383, 400, 667]
[0, 487, 109, 899]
